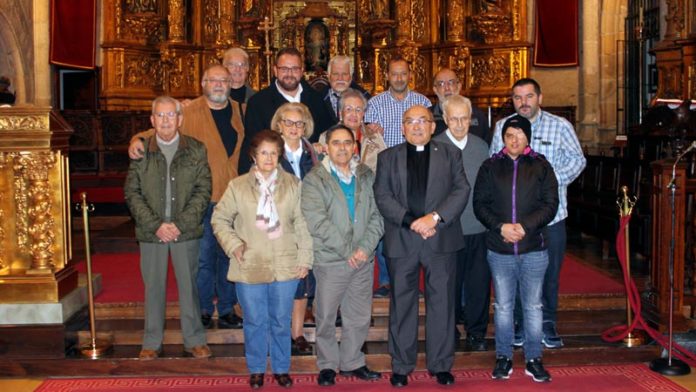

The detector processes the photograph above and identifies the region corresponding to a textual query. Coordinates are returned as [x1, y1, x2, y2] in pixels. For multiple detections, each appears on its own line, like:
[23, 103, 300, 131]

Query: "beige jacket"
[211, 168, 313, 284]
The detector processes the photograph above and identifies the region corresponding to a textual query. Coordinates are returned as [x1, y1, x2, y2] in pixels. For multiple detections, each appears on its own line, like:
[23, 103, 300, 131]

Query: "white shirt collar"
[445, 129, 468, 150]
[276, 80, 303, 103]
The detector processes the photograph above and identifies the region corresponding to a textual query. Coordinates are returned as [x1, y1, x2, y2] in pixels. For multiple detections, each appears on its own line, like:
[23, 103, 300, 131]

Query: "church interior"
[3, 0, 696, 390]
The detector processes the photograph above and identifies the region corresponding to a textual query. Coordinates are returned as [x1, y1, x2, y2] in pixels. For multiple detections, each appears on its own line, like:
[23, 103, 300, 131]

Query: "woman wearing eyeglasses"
[270, 102, 320, 356]
[212, 130, 313, 388]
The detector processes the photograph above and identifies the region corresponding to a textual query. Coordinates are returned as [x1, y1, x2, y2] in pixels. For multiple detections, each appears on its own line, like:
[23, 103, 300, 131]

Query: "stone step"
[82, 309, 628, 346]
[94, 294, 627, 319]
[0, 338, 658, 377]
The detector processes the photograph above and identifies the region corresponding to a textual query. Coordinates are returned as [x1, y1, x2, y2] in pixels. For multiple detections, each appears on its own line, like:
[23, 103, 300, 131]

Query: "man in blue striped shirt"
[364, 57, 432, 298]
[364, 58, 432, 148]
[489, 78, 586, 349]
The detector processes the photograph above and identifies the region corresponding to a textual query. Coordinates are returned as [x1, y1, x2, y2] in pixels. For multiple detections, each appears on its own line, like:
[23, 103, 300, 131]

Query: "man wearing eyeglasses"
[124, 96, 212, 360]
[241, 48, 335, 174]
[431, 68, 491, 144]
[433, 95, 491, 352]
[373, 105, 469, 387]
[222, 47, 256, 104]
[319, 55, 371, 120]
[128, 64, 246, 331]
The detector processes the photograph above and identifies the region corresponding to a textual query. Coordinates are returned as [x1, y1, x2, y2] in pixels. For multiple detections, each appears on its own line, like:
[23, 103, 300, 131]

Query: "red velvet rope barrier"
[601, 215, 696, 365]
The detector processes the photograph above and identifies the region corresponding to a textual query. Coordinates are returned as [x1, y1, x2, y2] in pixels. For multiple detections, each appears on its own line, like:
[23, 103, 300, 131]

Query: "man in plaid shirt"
[489, 78, 586, 349]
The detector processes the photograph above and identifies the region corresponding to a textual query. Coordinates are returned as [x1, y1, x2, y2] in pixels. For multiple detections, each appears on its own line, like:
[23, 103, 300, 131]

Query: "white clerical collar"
[276, 80, 303, 103]
[156, 132, 180, 145]
[415, 145, 425, 151]
[445, 129, 468, 150]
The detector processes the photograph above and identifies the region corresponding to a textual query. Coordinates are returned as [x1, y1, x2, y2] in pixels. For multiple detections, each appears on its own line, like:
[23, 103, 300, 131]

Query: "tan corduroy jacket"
[210, 168, 313, 284]
[132, 96, 245, 202]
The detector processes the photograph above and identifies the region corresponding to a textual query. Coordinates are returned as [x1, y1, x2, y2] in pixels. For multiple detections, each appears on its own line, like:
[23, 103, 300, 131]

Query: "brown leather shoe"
[274, 373, 293, 388]
[291, 336, 312, 355]
[138, 348, 161, 360]
[184, 344, 212, 359]
[249, 373, 264, 389]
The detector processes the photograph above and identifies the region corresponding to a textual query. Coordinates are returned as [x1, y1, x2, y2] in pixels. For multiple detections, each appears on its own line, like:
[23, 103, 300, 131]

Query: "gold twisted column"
[167, 0, 185, 42]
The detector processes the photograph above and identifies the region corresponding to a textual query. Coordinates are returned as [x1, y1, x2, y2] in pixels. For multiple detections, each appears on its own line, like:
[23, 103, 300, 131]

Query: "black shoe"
[374, 285, 390, 298]
[492, 356, 513, 379]
[274, 373, 293, 388]
[291, 336, 312, 355]
[464, 335, 488, 352]
[525, 358, 551, 382]
[318, 369, 336, 386]
[340, 365, 381, 380]
[430, 371, 454, 385]
[201, 314, 212, 329]
[249, 373, 264, 389]
[390, 373, 408, 387]
[541, 322, 564, 348]
[218, 312, 243, 329]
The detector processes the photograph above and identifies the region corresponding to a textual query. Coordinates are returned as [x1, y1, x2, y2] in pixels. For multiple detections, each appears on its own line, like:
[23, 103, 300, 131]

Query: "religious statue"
[372, 0, 389, 19]
[305, 20, 329, 72]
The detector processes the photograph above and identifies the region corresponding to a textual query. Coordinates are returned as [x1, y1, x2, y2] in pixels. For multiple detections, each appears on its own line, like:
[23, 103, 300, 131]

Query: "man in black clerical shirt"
[373, 105, 469, 387]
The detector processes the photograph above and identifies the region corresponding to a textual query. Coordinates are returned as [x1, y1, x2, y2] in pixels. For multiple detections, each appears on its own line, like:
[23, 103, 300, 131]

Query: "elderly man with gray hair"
[433, 94, 491, 352]
[124, 96, 213, 360]
[222, 47, 256, 104]
[321, 55, 371, 120]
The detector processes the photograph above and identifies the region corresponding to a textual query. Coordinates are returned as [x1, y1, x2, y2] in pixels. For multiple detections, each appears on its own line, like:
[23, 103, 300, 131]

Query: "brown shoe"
[291, 336, 312, 355]
[249, 373, 264, 389]
[184, 344, 212, 359]
[274, 373, 293, 388]
[138, 348, 161, 360]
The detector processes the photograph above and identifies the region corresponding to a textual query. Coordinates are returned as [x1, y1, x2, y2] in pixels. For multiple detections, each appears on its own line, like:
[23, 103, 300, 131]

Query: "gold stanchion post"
[78, 192, 113, 358]
[618, 186, 645, 347]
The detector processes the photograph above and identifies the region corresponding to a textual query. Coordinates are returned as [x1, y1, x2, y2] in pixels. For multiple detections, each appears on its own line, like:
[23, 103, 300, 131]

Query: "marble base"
[0, 273, 102, 325]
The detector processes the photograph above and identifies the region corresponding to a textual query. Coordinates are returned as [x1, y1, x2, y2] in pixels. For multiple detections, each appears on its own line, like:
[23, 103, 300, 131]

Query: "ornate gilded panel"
[470, 54, 510, 88]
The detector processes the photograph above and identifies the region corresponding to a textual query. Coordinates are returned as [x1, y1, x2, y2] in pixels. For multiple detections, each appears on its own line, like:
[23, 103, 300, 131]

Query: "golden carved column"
[168, 0, 185, 42]
[395, 0, 413, 44]
[446, 0, 465, 42]
[664, 0, 686, 41]
[217, 0, 238, 47]
[0, 107, 75, 302]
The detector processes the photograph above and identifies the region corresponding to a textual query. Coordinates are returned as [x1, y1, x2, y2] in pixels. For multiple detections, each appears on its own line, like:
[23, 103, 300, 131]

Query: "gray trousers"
[387, 248, 457, 374]
[314, 261, 374, 371]
[140, 240, 207, 350]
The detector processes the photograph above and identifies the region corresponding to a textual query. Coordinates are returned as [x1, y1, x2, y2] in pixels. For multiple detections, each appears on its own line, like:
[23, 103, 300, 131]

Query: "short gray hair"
[442, 94, 472, 118]
[328, 55, 353, 76]
[223, 47, 250, 63]
[338, 88, 367, 112]
[151, 96, 181, 114]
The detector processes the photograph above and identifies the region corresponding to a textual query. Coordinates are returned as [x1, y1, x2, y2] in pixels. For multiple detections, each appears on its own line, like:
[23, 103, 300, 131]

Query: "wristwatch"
[431, 211, 441, 223]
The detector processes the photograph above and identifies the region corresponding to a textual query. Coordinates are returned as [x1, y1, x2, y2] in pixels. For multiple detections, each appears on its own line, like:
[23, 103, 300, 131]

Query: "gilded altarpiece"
[98, 0, 530, 110]
[0, 107, 76, 303]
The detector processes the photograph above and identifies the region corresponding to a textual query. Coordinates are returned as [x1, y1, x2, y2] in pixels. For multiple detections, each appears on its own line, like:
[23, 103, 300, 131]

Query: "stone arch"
[0, 1, 34, 104]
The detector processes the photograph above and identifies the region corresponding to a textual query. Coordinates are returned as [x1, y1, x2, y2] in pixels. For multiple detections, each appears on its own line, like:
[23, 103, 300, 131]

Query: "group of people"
[123, 46, 586, 388]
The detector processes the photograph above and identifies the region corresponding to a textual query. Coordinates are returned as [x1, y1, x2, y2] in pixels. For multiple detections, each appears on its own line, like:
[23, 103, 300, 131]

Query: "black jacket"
[473, 148, 558, 255]
[240, 78, 335, 174]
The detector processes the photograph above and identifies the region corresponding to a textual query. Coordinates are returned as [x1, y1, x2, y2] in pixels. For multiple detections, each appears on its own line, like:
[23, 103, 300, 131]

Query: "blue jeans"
[488, 250, 548, 360]
[376, 239, 390, 286]
[542, 220, 567, 325]
[236, 280, 299, 374]
[197, 203, 237, 316]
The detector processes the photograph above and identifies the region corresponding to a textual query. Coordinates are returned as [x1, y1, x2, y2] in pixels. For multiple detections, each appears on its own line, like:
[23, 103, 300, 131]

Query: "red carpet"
[34, 364, 687, 391]
[75, 252, 624, 303]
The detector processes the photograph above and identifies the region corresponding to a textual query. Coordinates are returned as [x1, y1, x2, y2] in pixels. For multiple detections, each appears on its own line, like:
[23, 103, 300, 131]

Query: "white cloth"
[445, 130, 468, 150]
[276, 80, 303, 103]
[254, 168, 282, 239]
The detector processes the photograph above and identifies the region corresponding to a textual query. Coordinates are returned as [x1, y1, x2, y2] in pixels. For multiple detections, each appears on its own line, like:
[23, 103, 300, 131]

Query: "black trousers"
[387, 246, 457, 374]
[454, 232, 491, 337]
